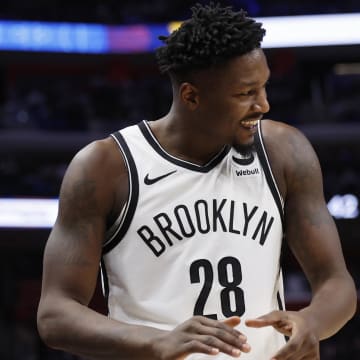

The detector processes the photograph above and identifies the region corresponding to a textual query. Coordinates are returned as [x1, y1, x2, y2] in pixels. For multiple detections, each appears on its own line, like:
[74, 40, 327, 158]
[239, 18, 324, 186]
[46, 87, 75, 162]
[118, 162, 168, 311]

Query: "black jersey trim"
[138, 120, 231, 173]
[102, 131, 139, 254]
[277, 290, 289, 342]
[254, 122, 284, 228]
[232, 153, 255, 166]
[277, 290, 284, 311]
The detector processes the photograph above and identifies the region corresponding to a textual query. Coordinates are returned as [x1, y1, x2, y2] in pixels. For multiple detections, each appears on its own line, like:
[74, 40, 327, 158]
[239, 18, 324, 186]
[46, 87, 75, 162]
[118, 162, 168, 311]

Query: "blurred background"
[0, 0, 359, 359]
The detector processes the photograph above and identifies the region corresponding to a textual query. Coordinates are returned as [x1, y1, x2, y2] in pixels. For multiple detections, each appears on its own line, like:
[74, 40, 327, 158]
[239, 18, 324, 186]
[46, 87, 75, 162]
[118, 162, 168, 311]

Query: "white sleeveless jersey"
[101, 120, 286, 359]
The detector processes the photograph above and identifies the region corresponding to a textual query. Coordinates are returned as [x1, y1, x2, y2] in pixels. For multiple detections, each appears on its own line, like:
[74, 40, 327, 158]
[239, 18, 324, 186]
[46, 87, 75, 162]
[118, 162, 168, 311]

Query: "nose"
[252, 88, 270, 114]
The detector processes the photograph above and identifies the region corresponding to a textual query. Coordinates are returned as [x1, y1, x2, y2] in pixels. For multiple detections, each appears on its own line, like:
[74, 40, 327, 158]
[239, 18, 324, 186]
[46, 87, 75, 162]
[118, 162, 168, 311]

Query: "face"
[192, 48, 270, 152]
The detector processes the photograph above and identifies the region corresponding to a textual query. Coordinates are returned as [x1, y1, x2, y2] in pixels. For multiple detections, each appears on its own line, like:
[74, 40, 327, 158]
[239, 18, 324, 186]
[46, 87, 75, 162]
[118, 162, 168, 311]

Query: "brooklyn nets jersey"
[101, 120, 286, 359]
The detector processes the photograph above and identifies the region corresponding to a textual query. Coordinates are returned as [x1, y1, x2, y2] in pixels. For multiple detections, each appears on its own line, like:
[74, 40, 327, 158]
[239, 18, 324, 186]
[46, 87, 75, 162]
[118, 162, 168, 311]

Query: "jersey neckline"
[138, 120, 231, 173]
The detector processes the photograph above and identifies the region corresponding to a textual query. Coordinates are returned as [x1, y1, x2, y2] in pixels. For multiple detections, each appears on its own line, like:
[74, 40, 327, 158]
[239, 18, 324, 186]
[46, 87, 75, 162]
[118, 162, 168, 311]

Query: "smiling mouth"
[240, 119, 260, 129]
[240, 113, 263, 128]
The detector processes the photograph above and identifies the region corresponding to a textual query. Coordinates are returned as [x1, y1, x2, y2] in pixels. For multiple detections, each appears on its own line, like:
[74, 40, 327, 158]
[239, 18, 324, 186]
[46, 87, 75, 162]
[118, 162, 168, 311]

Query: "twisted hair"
[156, 2, 265, 77]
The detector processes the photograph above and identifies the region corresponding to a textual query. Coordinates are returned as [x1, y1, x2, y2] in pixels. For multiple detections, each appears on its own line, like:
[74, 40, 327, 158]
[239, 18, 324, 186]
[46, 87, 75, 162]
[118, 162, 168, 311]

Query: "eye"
[237, 89, 256, 97]
[235, 80, 270, 97]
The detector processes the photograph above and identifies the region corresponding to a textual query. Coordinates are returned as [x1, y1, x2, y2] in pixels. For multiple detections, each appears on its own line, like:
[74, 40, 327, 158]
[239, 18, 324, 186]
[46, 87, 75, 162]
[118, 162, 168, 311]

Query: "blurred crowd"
[0, 0, 360, 23]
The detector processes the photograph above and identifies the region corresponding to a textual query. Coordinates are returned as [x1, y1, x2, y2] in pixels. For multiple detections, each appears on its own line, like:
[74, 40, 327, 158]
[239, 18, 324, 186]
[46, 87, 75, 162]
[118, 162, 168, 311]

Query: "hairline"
[168, 46, 264, 86]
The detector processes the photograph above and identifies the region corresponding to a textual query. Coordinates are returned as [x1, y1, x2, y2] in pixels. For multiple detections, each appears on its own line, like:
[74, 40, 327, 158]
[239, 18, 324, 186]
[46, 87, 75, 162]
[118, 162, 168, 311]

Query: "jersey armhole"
[254, 121, 285, 228]
[102, 131, 139, 254]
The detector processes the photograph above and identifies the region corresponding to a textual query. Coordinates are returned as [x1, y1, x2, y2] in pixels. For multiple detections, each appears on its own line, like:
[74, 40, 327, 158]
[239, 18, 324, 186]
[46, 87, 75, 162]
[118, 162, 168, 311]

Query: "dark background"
[0, 1, 359, 359]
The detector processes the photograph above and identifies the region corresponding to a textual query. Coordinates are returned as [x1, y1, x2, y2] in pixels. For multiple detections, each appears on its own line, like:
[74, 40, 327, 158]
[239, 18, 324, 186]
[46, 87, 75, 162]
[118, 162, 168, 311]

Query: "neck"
[150, 112, 227, 166]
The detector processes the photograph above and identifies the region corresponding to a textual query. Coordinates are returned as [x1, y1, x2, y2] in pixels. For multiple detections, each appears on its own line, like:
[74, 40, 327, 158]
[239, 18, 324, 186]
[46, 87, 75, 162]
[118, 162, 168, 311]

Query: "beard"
[233, 142, 255, 157]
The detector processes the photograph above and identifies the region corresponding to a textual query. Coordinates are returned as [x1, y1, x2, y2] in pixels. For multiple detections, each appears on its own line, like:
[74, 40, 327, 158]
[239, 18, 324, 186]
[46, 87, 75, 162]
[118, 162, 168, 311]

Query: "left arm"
[284, 124, 356, 339]
[247, 121, 356, 359]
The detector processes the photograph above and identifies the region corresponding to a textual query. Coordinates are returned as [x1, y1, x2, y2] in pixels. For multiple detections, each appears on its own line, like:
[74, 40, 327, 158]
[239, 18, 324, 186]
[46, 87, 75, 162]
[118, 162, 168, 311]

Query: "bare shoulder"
[71, 136, 126, 175]
[58, 136, 129, 227]
[260, 119, 314, 160]
[260, 119, 320, 198]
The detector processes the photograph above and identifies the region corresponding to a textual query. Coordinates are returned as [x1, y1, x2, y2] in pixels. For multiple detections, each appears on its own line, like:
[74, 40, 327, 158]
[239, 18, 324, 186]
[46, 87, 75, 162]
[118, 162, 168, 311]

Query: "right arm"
[37, 137, 249, 360]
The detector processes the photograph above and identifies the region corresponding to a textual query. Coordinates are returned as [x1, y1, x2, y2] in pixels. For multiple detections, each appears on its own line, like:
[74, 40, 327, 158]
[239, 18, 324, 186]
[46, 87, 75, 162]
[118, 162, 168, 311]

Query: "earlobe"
[180, 82, 199, 110]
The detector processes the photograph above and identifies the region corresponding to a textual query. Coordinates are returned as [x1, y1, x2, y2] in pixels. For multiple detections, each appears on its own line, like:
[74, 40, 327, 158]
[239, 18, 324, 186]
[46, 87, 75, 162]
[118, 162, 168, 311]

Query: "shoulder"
[67, 135, 129, 187]
[260, 119, 314, 163]
[260, 119, 308, 145]
[72, 136, 125, 171]
[260, 119, 320, 198]
[59, 136, 129, 220]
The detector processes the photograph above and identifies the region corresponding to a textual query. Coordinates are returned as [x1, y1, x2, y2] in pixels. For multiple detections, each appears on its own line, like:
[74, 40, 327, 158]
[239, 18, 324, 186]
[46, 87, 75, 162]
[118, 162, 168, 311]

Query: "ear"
[179, 82, 199, 110]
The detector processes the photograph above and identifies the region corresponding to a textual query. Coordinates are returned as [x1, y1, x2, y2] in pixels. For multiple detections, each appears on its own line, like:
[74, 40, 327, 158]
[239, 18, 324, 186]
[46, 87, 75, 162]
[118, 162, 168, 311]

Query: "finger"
[180, 340, 221, 359]
[222, 316, 241, 328]
[197, 323, 250, 351]
[246, 321, 292, 337]
[199, 316, 243, 338]
[245, 311, 282, 327]
[246, 318, 287, 329]
[193, 317, 251, 354]
[246, 311, 291, 331]
[246, 320, 292, 336]
[245, 318, 271, 328]
[192, 334, 245, 358]
[222, 316, 250, 350]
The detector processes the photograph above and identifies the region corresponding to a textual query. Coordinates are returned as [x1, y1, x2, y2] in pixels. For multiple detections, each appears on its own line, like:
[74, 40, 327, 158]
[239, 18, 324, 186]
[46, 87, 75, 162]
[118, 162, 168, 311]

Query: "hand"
[246, 310, 320, 360]
[151, 316, 251, 360]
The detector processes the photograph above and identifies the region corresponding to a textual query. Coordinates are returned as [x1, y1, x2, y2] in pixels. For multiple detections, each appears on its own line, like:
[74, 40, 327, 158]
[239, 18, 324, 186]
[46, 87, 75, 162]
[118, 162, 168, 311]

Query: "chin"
[233, 141, 255, 156]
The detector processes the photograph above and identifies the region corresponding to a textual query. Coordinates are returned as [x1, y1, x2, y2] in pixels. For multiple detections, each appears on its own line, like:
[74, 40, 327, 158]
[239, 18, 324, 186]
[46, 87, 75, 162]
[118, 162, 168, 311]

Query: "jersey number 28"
[190, 256, 245, 320]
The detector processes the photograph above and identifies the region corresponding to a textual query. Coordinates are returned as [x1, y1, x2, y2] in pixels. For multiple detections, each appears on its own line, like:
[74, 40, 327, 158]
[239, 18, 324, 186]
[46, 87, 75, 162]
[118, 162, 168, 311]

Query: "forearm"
[299, 273, 357, 340]
[37, 297, 165, 360]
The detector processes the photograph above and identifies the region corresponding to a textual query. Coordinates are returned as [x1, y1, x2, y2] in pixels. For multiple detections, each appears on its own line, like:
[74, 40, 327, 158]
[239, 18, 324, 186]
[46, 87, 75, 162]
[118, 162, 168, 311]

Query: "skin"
[37, 48, 356, 360]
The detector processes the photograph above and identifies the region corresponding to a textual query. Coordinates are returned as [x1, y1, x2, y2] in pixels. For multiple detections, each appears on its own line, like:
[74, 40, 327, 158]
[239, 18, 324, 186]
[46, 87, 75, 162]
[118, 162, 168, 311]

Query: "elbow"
[37, 304, 64, 350]
[349, 279, 358, 319]
[340, 272, 358, 322]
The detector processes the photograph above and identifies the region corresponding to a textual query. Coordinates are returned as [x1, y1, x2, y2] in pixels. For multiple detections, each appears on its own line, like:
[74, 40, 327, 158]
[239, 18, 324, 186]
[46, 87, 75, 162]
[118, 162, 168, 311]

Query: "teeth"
[241, 120, 258, 126]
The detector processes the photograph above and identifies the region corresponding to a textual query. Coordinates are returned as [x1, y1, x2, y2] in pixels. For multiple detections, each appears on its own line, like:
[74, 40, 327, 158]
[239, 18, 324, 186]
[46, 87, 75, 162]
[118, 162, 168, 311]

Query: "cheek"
[227, 103, 250, 126]
[201, 99, 229, 123]
[229, 96, 250, 112]
[200, 98, 250, 135]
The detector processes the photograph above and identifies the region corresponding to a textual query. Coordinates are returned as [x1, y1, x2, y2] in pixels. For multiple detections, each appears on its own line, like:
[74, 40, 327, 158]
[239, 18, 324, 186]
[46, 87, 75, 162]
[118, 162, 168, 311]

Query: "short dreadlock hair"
[156, 2, 265, 79]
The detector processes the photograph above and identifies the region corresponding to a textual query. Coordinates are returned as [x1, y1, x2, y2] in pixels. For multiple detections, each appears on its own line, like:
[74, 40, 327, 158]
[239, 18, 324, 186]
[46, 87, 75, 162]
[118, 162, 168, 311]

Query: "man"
[37, 3, 356, 360]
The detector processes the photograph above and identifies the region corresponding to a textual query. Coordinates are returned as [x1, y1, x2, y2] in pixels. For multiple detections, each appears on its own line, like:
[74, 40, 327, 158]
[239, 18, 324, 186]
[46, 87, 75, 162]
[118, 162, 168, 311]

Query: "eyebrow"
[237, 74, 271, 87]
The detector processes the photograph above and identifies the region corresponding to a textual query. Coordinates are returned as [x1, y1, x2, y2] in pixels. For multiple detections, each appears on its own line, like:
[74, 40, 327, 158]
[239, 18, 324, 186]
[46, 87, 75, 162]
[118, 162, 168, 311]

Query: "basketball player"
[37, 3, 356, 360]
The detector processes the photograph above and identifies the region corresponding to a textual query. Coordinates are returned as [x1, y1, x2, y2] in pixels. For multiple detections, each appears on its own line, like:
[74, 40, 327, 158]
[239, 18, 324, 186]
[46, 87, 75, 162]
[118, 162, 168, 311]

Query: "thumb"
[222, 316, 241, 328]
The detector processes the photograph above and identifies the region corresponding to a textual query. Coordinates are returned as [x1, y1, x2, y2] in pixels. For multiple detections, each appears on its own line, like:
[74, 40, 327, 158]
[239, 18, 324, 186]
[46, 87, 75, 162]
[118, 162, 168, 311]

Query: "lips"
[240, 114, 263, 129]
[240, 119, 259, 130]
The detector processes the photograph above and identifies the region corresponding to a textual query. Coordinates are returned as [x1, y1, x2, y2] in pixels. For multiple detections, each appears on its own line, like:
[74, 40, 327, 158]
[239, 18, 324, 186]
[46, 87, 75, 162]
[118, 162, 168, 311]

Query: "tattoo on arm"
[286, 132, 332, 228]
[52, 176, 104, 266]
